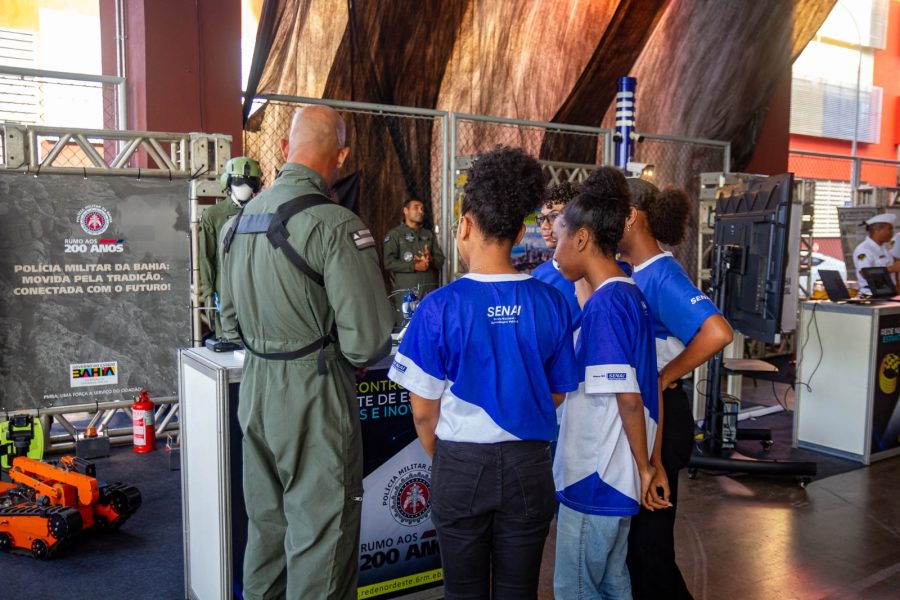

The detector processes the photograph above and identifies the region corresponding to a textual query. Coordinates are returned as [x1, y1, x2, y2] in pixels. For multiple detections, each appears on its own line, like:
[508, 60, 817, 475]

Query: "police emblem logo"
[404, 233, 415, 242]
[858, 253, 867, 261]
[351, 228, 375, 250]
[403, 251, 414, 262]
[77, 205, 112, 236]
[386, 467, 432, 526]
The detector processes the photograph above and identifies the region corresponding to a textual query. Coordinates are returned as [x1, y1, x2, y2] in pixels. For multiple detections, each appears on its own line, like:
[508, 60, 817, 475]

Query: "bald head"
[281, 105, 349, 187]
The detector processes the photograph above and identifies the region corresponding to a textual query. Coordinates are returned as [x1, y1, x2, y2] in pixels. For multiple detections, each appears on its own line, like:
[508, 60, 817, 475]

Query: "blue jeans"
[554, 504, 633, 599]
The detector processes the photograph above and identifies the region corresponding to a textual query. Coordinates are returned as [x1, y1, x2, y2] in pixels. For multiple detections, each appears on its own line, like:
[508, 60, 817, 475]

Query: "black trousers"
[627, 383, 696, 600]
[430, 439, 556, 600]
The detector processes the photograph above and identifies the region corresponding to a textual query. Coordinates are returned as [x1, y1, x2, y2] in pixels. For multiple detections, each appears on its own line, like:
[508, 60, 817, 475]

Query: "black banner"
[356, 360, 442, 598]
[0, 173, 190, 410]
[873, 312, 900, 453]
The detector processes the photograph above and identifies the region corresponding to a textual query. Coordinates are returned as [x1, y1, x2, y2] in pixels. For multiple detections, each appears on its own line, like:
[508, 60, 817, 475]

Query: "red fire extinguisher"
[132, 389, 156, 453]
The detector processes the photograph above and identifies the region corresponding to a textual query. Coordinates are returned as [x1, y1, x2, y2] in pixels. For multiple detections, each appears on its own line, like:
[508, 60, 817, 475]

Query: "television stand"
[689, 243, 817, 486]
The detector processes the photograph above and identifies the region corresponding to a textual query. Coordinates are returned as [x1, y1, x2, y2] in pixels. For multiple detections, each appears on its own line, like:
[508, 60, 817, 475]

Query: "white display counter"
[795, 301, 900, 464]
[178, 347, 244, 600]
[178, 347, 443, 600]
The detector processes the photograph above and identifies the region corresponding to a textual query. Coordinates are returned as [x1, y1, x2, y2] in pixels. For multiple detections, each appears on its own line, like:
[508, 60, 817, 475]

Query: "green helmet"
[219, 156, 262, 192]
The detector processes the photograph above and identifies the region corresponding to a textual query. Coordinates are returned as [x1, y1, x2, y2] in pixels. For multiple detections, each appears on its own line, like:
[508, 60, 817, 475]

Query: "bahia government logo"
[384, 464, 432, 527]
[70, 361, 118, 388]
[77, 204, 112, 236]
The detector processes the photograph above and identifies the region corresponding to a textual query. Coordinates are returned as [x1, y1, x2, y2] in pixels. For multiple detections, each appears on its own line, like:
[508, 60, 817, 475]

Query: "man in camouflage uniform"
[382, 198, 445, 317]
[198, 156, 262, 339]
[219, 106, 394, 600]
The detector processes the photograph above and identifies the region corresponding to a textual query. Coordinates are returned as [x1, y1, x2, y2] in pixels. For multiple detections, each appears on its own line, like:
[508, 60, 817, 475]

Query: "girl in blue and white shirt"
[389, 146, 578, 599]
[551, 167, 662, 599]
[622, 178, 734, 600]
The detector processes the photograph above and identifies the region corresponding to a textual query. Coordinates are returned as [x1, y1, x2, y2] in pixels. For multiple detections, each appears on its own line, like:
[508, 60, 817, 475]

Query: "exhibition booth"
[2, 104, 899, 600]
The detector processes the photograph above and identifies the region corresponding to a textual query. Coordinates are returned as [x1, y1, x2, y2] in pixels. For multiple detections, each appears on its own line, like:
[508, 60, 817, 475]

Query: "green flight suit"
[198, 197, 240, 338]
[382, 222, 445, 317]
[218, 163, 394, 600]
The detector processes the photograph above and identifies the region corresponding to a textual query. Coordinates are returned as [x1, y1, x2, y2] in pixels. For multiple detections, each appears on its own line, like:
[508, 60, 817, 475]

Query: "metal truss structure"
[0, 397, 180, 453]
[543, 161, 598, 185]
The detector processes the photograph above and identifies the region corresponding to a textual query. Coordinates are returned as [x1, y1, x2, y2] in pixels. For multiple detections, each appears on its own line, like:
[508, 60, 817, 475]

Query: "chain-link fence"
[449, 113, 612, 275]
[449, 119, 729, 280]
[244, 95, 448, 291]
[241, 97, 732, 285]
[632, 134, 730, 280]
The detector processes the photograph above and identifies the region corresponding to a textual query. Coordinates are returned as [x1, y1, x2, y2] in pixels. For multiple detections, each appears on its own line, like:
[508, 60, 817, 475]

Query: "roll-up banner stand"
[356, 362, 443, 598]
[0, 172, 190, 411]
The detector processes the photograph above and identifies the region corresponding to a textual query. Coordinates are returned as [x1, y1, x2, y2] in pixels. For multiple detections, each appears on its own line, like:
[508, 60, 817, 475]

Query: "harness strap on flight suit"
[235, 320, 337, 375]
[223, 193, 338, 375]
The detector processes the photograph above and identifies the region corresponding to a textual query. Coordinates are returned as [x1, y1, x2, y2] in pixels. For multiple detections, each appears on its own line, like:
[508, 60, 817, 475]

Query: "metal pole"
[835, 0, 863, 193]
[851, 35, 861, 192]
[115, 0, 127, 129]
[448, 113, 457, 281]
[440, 113, 450, 285]
[0, 65, 124, 85]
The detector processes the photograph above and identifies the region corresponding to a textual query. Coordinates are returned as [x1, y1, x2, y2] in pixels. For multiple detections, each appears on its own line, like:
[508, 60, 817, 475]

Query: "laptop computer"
[860, 267, 899, 299]
[819, 270, 860, 303]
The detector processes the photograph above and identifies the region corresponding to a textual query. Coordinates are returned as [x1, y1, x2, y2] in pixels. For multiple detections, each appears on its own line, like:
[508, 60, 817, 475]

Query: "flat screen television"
[713, 173, 793, 344]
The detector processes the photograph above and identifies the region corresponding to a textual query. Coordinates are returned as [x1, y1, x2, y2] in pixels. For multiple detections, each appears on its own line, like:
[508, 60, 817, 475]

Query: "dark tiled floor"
[538, 377, 900, 599]
[675, 458, 900, 599]
[539, 460, 900, 599]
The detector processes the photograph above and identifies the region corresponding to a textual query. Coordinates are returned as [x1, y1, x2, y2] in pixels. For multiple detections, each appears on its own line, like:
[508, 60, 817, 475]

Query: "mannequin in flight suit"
[198, 156, 262, 339]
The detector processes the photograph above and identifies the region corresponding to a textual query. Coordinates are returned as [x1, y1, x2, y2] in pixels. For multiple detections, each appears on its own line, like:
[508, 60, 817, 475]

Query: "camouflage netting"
[244, 0, 836, 274]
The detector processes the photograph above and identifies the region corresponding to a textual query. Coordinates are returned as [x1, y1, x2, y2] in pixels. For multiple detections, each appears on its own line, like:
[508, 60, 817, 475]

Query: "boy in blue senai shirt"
[389, 147, 578, 599]
[550, 167, 665, 599]
[532, 181, 583, 332]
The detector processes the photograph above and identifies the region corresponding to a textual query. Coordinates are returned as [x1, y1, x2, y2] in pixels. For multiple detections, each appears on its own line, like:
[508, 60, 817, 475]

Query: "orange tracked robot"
[0, 456, 141, 558]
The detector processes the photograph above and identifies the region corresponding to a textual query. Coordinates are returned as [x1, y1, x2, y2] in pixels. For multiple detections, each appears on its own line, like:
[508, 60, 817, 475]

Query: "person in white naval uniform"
[853, 212, 899, 294]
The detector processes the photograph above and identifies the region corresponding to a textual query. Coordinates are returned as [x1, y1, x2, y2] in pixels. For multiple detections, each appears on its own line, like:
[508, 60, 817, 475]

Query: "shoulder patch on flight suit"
[384, 234, 391, 243]
[351, 228, 375, 250]
[858, 253, 867, 261]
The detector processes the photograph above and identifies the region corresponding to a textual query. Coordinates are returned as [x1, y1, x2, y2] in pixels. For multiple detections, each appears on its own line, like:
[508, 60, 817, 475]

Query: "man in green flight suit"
[382, 198, 445, 318]
[198, 156, 262, 339]
[218, 106, 394, 600]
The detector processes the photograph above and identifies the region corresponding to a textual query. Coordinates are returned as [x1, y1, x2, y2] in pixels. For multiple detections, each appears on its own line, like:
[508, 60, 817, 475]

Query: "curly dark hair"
[626, 178, 693, 246]
[462, 146, 544, 242]
[561, 166, 630, 257]
[543, 180, 580, 209]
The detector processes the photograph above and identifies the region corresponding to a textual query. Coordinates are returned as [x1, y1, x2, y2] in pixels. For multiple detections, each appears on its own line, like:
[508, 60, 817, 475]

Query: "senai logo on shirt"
[391, 360, 407, 373]
[487, 304, 522, 325]
[486, 305, 521, 317]
[607, 372, 627, 380]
